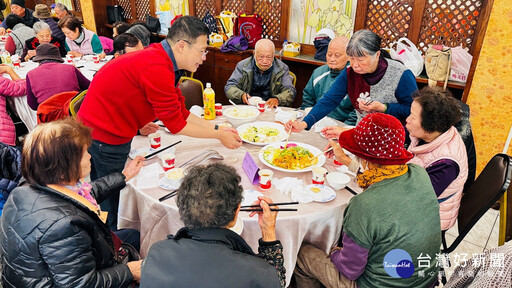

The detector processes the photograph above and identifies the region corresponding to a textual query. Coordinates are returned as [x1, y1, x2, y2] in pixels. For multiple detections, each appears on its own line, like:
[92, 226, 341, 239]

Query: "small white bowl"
[326, 172, 351, 190]
[223, 106, 260, 127]
[248, 96, 262, 106]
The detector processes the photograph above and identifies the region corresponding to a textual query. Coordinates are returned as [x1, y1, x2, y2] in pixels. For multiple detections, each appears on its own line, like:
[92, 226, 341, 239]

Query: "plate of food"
[237, 122, 287, 145]
[304, 184, 336, 202]
[159, 168, 185, 190]
[229, 215, 244, 235]
[259, 142, 326, 172]
[129, 147, 156, 159]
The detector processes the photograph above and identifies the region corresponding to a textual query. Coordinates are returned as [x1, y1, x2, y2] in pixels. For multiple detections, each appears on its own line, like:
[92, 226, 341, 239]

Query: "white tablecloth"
[118, 109, 360, 285]
[6, 57, 110, 131]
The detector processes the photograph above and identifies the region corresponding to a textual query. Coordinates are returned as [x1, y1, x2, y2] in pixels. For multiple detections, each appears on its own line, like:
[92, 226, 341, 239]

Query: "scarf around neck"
[357, 164, 408, 189]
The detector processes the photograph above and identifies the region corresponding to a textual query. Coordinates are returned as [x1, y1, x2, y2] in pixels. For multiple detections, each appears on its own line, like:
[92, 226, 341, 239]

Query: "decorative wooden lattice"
[117, 0, 133, 20]
[222, 0, 246, 15]
[72, 0, 81, 12]
[365, 0, 414, 48]
[254, 0, 282, 40]
[418, 0, 483, 53]
[196, 0, 216, 19]
[136, 0, 151, 21]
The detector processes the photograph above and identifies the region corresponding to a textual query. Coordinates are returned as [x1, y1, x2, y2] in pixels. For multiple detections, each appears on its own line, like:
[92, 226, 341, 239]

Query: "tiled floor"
[441, 208, 500, 285]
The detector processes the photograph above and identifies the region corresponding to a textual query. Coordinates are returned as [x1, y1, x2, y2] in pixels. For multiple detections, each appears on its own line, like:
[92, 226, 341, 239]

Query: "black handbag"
[146, 14, 161, 34]
[107, 5, 125, 24]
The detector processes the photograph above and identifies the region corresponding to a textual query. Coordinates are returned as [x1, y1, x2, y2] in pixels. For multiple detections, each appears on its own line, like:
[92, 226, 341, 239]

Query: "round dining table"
[117, 107, 360, 285]
[5, 55, 111, 131]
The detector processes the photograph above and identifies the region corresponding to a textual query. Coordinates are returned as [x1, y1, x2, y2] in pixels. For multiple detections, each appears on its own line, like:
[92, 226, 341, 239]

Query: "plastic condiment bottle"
[203, 82, 216, 120]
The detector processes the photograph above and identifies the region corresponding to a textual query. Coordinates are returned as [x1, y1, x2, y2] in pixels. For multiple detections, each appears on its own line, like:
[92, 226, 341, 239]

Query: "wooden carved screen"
[417, 0, 484, 54]
[254, 0, 283, 41]
[364, 0, 415, 48]
[357, 0, 487, 54]
[72, 0, 81, 12]
[196, 0, 216, 19]
[117, 0, 152, 21]
[222, 0, 246, 15]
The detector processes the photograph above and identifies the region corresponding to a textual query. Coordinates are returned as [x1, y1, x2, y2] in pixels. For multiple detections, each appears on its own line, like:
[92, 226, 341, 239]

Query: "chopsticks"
[240, 201, 298, 208]
[159, 190, 177, 202]
[310, 147, 333, 160]
[240, 208, 298, 212]
[240, 201, 298, 212]
[144, 140, 182, 159]
[283, 114, 297, 149]
[345, 186, 358, 196]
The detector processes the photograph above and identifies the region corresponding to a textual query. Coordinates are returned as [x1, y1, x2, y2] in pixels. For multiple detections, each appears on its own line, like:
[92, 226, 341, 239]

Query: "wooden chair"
[178, 77, 204, 110]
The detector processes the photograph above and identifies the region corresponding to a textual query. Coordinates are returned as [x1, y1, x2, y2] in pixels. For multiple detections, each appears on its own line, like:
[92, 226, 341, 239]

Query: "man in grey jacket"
[225, 38, 296, 108]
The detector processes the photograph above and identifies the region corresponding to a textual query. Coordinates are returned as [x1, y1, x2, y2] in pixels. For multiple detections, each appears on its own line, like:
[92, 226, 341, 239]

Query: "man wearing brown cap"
[0, 0, 37, 35]
[32, 4, 65, 41]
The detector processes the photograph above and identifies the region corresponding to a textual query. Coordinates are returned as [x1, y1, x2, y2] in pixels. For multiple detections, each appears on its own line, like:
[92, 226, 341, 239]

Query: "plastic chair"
[36, 91, 78, 124]
[69, 90, 87, 118]
[440, 153, 512, 284]
[289, 71, 297, 87]
[178, 77, 204, 110]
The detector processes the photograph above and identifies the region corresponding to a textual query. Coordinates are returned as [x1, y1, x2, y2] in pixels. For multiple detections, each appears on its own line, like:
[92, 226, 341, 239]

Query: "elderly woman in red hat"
[294, 113, 441, 288]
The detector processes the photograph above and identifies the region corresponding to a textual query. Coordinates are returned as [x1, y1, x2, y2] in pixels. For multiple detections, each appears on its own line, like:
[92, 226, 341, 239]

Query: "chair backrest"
[443, 153, 512, 253]
[178, 77, 204, 110]
[455, 100, 476, 193]
[36, 91, 78, 124]
[69, 90, 87, 118]
[289, 71, 297, 87]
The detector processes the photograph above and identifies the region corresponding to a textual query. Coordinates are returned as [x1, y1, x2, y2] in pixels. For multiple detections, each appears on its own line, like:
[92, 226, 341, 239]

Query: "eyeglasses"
[180, 39, 208, 57]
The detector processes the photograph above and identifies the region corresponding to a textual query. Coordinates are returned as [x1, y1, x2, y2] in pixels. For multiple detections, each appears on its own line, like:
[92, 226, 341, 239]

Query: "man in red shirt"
[78, 16, 242, 229]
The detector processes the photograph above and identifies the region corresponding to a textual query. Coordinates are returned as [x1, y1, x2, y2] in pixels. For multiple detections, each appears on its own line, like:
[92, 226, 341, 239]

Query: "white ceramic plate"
[304, 184, 336, 202]
[159, 168, 185, 190]
[229, 216, 244, 235]
[129, 147, 156, 159]
[237, 122, 287, 146]
[259, 142, 326, 173]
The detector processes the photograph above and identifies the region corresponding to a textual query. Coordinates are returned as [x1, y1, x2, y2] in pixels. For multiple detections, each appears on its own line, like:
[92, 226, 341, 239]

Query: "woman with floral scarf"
[294, 113, 442, 288]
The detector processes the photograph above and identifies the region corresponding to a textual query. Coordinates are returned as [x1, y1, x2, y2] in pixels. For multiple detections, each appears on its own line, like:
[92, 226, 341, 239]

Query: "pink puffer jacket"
[0, 78, 27, 146]
[408, 126, 468, 230]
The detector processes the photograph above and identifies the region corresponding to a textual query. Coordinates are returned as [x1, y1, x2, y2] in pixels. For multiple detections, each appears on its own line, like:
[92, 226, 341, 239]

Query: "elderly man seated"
[301, 36, 356, 125]
[140, 163, 286, 287]
[225, 38, 296, 108]
[0, 0, 36, 35]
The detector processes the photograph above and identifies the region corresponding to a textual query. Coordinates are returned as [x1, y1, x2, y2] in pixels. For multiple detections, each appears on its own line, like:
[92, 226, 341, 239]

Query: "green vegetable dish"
[241, 126, 281, 143]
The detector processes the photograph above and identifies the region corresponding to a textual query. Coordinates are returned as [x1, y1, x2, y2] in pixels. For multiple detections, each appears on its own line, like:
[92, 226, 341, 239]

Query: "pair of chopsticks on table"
[159, 190, 177, 202]
[240, 201, 298, 212]
[144, 140, 182, 159]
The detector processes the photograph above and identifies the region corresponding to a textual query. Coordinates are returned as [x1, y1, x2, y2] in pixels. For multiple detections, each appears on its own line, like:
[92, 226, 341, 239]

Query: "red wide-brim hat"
[338, 113, 413, 165]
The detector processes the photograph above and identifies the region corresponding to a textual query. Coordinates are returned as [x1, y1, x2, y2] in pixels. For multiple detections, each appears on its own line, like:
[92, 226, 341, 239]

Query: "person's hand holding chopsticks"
[249, 196, 278, 242]
[326, 139, 352, 167]
[284, 119, 307, 133]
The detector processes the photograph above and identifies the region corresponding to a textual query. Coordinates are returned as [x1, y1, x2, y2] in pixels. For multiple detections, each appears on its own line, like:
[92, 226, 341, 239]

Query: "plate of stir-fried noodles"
[259, 142, 326, 172]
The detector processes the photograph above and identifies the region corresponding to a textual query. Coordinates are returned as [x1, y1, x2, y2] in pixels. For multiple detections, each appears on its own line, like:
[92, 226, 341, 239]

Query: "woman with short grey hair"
[140, 163, 286, 287]
[22, 20, 66, 61]
[287, 29, 418, 137]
